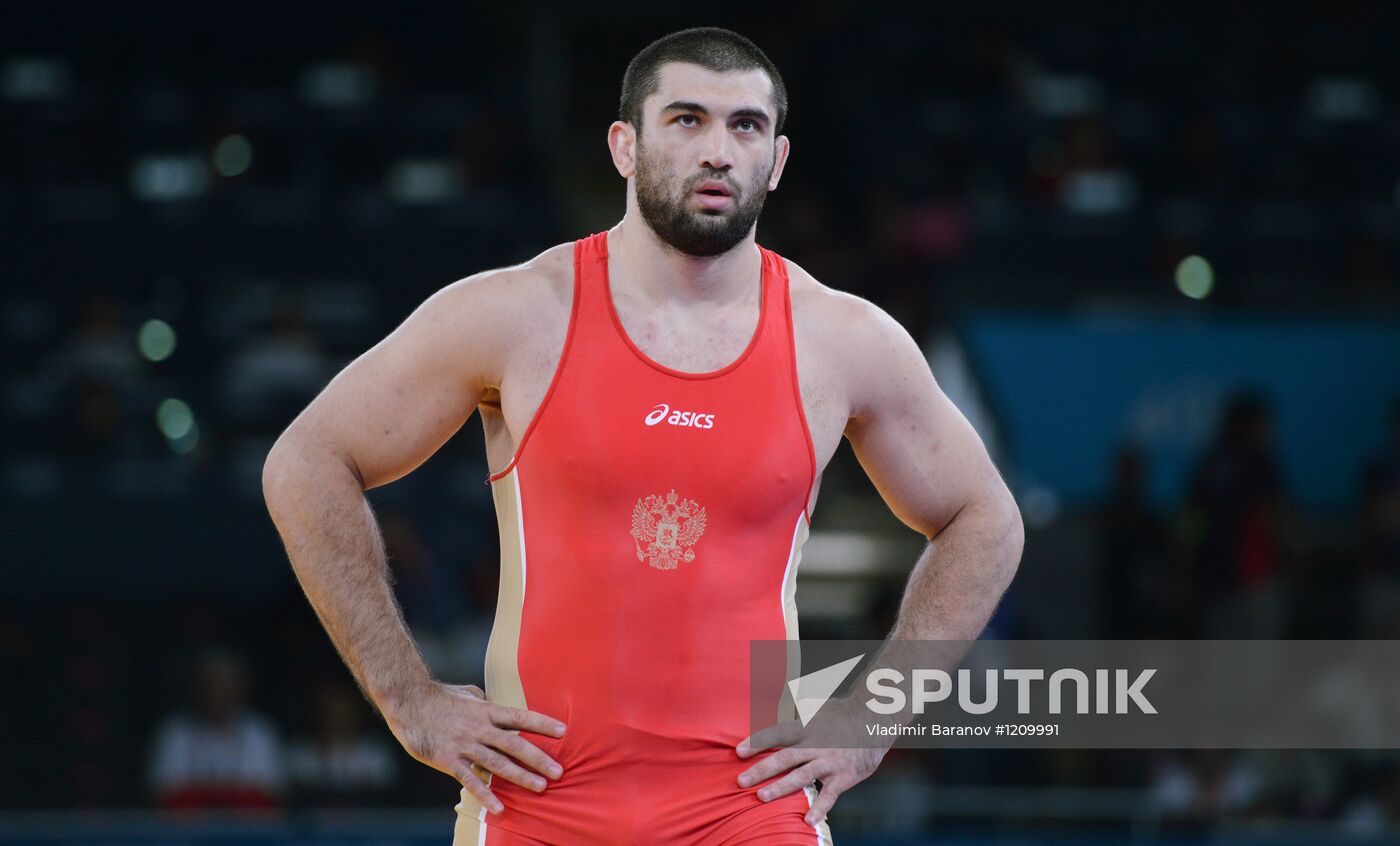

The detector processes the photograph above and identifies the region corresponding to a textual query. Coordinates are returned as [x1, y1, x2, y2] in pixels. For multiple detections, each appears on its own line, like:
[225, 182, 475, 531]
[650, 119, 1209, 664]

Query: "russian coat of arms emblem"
[630, 489, 707, 570]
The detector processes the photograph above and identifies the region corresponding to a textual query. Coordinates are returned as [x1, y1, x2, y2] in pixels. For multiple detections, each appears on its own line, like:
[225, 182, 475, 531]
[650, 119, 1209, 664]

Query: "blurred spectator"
[1181, 392, 1291, 638]
[382, 507, 489, 684]
[286, 680, 397, 806]
[148, 648, 285, 809]
[63, 293, 141, 392]
[1150, 750, 1264, 821]
[50, 294, 147, 461]
[66, 377, 125, 459]
[1058, 116, 1139, 217]
[222, 297, 331, 430]
[1099, 445, 1168, 638]
[1343, 763, 1400, 835]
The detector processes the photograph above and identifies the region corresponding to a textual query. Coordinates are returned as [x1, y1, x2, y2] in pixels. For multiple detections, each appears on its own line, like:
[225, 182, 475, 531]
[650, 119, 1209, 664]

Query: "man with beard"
[263, 27, 1023, 846]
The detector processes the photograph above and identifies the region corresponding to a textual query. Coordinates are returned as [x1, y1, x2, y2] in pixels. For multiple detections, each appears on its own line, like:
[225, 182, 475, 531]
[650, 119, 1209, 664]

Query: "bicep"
[843, 311, 1006, 539]
[279, 282, 499, 490]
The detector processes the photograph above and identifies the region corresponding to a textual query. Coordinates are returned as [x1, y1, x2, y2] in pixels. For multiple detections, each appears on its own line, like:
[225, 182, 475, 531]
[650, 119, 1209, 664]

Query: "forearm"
[888, 493, 1024, 642]
[262, 435, 432, 718]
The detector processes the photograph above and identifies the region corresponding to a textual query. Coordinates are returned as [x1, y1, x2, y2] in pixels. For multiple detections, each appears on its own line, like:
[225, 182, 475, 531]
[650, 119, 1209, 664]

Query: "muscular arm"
[261, 277, 504, 717]
[260, 263, 573, 818]
[842, 303, 1024, 641]
[737, 294, 1023, 823]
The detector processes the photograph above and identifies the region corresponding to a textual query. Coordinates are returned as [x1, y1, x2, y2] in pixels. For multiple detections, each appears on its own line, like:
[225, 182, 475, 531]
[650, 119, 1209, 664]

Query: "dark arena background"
[5, 2, 1400, 844]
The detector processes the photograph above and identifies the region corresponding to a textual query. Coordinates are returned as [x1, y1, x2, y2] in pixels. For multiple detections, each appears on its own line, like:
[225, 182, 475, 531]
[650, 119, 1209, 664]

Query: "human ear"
[608, 121, 638, 179]
[767, 134, 791, 191]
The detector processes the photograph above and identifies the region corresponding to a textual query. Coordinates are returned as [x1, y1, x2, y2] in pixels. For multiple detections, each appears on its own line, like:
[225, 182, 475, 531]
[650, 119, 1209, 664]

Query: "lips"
[694, 192, 732, 210]
[694, 180, 734, 210]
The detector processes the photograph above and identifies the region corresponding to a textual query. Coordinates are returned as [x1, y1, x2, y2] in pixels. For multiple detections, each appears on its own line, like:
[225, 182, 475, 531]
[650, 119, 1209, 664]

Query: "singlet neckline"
[599, 230, 769, 381]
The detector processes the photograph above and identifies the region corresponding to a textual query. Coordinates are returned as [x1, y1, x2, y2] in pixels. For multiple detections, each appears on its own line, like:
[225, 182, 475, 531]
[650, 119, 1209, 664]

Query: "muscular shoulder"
[783, 256, 925, 420]
[783, 256, 903, 339]
[422, 241, 575, 387]
[435, 241, 573, 329]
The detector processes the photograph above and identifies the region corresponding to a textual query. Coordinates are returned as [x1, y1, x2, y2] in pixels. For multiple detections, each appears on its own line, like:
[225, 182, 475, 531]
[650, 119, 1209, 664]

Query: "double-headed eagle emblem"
[630, 489, 707, 570]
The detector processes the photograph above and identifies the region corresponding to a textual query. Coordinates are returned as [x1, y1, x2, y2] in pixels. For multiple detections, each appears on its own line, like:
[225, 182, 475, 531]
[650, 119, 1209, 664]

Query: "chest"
[480, 295, 848, 499]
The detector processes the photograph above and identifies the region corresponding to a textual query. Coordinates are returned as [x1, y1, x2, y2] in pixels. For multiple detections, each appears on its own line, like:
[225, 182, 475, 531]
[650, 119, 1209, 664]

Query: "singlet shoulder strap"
[758, 245, 794, 348]
[569, 230, 613, 326]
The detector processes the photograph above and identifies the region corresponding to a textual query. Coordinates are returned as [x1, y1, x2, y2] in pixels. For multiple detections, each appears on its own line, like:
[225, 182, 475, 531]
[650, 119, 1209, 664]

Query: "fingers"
[467, 742, 554, 794]
[737, 747, 811, 790]
[736, 718, 804, 758]
[488, 728, 564, 780]
[492, 704, 567, 738]
[753, 761, 824, 803]
[804, 777, 845, 826]
[453, 760, 503, 815]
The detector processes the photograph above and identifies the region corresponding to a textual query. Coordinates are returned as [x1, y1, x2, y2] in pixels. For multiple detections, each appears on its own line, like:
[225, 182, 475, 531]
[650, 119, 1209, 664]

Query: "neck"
[608, 209, 760, 309]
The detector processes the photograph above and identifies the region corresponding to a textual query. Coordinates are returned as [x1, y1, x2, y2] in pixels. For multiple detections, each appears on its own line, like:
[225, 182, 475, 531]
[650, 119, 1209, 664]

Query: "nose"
[698, 123, 734, 172]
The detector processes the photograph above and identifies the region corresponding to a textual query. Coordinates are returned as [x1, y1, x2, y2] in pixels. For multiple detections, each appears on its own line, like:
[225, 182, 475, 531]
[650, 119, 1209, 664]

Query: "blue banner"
[961, 314, 1400, 509]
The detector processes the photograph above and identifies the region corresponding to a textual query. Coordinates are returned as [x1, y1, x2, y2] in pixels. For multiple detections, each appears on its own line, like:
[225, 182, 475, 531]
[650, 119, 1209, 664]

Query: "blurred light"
[1306, 78, 1379, 122]
[155, 398, 195, 441]
[1028, 136, 1065, 178]
[136, 319, 177, 361]
[1393, 177, 1400, 212]
[386, 159, 464, 204]
[299, 62, 378, 108]
[213, 135, 253, 177]
[1061, 168, 1138, 215]
[1027, 73, 1105, 118]
[130, 155, 210, 201]
[1, 57, 71, 101]
[169, 421, 200, 455]
[1175, 255, 1215, 299]
[1020, 486, 1060, 530]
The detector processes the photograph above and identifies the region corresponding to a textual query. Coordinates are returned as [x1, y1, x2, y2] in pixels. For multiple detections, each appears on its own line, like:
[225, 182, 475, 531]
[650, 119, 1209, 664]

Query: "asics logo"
[644, 403, 716, 430]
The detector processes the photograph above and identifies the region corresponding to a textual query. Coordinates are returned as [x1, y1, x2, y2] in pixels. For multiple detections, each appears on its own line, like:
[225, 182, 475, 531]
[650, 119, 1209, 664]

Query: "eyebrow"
[660, 100, 771, 125]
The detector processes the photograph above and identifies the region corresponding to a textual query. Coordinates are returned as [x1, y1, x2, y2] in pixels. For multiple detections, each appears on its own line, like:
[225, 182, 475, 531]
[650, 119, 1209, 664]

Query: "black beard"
[634, 138, 771, 258]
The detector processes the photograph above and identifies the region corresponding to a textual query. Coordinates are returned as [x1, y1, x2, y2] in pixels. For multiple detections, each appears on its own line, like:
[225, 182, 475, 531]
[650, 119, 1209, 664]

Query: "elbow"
[261, 427, 322, 512]
[261, 427, 363, 513]
[923, 482, 1025, 576]
[260, 432, 298, 512]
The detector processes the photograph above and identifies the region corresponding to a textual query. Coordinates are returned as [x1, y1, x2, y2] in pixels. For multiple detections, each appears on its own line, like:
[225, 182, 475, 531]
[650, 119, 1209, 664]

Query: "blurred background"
[4, 1, 1400, 844]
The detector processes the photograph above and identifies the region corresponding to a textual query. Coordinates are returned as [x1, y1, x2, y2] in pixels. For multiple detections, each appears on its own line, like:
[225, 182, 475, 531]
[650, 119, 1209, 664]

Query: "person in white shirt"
[148, 648, 286, 809]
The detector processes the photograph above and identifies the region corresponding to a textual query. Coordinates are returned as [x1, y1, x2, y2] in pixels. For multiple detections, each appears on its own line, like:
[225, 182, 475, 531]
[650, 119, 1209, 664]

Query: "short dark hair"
[619, 27, 788, 137]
